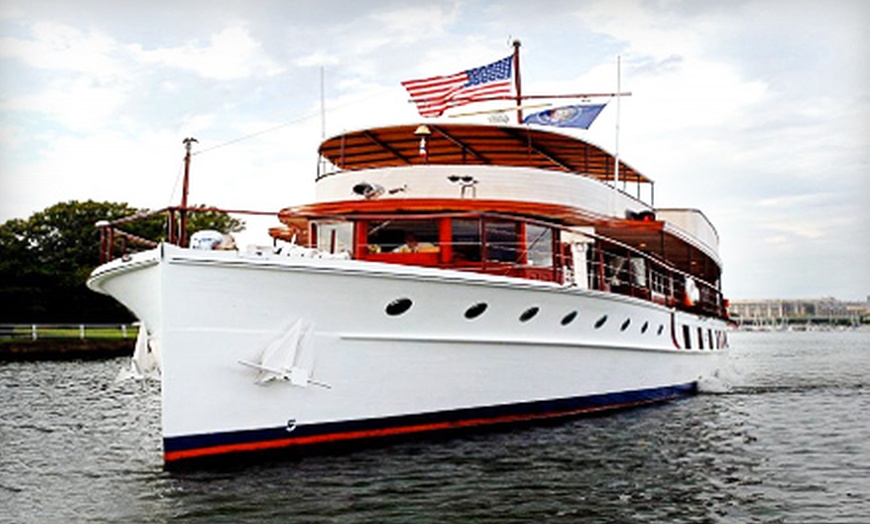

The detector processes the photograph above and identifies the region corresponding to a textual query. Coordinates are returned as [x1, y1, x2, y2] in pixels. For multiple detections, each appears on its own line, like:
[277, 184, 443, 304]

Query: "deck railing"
[94, 208, 727, 320]
[585, 242, 725, 318]
[96, 206, 278, 264]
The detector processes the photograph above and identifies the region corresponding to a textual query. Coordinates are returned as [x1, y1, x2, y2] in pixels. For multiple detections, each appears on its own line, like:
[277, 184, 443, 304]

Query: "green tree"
[0, 200, 245, 323]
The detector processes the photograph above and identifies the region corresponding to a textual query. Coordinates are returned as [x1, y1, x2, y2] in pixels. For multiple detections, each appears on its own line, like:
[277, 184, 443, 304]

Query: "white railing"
[0, 324, 139, 341]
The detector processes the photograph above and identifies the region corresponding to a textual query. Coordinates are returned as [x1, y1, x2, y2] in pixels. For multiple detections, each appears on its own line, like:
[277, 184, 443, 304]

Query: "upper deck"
[317, 122, 651, 185]
[308, 122, 719, 270]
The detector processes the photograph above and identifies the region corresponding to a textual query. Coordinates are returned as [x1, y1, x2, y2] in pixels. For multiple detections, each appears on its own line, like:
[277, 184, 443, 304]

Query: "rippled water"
[2, 331, 868, 523]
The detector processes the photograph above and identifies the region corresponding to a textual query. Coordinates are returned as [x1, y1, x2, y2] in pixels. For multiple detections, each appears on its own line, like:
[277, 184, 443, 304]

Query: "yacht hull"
[89, 244, 725, 466]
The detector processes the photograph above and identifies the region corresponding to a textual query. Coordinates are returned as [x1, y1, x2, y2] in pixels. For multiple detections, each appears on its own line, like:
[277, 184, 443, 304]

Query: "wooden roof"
[318, 123, 651, 185]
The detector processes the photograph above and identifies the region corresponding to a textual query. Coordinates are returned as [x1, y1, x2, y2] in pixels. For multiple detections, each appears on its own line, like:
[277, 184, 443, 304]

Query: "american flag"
[402, 56, 513, 118]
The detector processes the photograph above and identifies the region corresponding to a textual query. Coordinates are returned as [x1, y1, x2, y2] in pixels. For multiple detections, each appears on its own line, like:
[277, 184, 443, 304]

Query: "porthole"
[561, 310, 578, 326]
[520, 306, 540, 322]
[641, 321, 649, 334]
[657, 324, 664, 336]
[385, 298, 413, 316]
[594, 315, 608, 329]
[464, 302, 488, 319]
[620, 318, 631, 331]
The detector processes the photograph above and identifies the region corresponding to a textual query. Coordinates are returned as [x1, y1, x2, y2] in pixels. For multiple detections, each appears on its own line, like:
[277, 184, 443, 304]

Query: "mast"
[180, 137, 198, 247]
[513, 39, 522, 124]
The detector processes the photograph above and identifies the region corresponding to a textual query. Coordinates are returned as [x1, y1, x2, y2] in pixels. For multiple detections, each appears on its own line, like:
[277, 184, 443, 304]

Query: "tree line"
[0, 200, 244, 323]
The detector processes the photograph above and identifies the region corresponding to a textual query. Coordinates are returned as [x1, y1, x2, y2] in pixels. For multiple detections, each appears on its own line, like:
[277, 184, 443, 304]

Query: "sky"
[0, 0, 867, 301]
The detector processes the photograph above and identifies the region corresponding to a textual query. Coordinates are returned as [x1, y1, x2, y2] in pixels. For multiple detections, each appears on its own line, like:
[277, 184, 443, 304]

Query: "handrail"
[96, 206, 279, 264]
[94, 207, 727, 319]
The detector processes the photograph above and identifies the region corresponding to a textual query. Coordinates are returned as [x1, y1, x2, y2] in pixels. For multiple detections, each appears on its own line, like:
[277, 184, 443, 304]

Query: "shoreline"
[0, 339, 134, 361]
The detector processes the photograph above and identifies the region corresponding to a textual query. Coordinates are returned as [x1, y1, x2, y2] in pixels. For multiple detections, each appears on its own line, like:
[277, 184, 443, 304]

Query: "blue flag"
[523, 104, 607, 129]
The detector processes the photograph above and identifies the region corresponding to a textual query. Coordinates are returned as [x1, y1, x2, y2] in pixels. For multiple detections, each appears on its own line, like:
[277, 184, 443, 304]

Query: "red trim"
[164, 398, 662, 463]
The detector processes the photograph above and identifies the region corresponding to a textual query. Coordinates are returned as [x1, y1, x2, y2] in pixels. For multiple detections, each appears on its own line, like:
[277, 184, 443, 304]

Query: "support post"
[179, 137, 198, 247]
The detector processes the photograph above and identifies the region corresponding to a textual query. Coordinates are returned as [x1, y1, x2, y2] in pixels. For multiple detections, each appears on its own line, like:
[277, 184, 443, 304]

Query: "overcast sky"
[1, 0, 867, 301]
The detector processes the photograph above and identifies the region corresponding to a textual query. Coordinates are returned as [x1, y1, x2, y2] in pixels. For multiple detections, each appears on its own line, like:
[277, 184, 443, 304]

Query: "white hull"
[90, 244, 725, 465]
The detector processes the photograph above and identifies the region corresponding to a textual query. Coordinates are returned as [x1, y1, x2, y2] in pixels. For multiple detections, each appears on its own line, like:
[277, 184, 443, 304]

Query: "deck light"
[415, 125, 431, 161]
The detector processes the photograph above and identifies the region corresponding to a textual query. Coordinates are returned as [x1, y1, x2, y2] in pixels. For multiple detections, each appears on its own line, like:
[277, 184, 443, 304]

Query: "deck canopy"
[318, 123, 651, 185]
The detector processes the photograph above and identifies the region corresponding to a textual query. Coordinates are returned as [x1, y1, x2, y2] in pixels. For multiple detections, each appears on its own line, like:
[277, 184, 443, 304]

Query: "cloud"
[2, 76, 128, 132]
[0, 22, 119, 75]
[1, 0, 867, 299]
[131, 25, 284, 80]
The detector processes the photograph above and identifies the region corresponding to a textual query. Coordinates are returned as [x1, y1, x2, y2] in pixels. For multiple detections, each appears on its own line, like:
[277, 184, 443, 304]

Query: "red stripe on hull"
[164, 396, 673, 463]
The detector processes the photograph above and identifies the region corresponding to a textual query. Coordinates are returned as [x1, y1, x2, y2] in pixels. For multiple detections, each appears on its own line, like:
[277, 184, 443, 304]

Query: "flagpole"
[512, 39, 522, 124]
[614, 55, 621, 189]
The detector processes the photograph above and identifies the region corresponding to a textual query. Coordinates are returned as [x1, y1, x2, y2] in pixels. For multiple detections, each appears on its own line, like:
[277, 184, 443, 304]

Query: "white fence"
[0, 324, 139, 341]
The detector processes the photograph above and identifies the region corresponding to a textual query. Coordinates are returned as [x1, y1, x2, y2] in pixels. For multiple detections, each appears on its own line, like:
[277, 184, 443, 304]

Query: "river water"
[2, 330, 868, 523]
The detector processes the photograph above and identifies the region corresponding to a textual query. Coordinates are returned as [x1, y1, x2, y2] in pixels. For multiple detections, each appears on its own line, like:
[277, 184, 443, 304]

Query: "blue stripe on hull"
[164, 382, 697, 466]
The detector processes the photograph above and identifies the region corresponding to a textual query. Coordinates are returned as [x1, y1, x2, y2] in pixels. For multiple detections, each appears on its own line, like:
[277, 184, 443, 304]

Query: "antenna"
[320, 66, 326, 139]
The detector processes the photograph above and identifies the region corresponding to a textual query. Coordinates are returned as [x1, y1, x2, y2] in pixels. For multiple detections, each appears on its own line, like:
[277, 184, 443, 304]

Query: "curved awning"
[318, 123, 651, 185]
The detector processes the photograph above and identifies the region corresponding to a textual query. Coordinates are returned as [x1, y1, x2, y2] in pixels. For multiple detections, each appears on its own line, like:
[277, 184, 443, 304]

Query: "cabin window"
[465, 302, 488, 319]
[366, 219, 439, 254]
[698, 327, 704, 349]
[526, 224, 553, 267]
[315, 222, 353, 255]
[561, 311, 578, 326]
[682, 325, 692, 349]
[519, 306, 540, 322]
[484, 219, 520, 263]
[452, 218, 481, 262]
[606, 254, 628, 287]
[385, 298, 413, 316]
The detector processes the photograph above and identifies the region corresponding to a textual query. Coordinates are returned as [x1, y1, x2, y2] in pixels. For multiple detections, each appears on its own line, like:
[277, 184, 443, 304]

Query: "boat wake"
[697, 357, 744, 394]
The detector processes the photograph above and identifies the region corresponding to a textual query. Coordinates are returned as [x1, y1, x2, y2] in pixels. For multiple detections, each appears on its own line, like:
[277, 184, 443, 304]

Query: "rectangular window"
[698, 327, 704, 349]
[682, 325, 691, 349]
[484, 219, 519, 263]
[316, 222, 353, 255]
[367, 219, 439, 253]
[526, 224, 553, 267]
[451, 218, 481, 262]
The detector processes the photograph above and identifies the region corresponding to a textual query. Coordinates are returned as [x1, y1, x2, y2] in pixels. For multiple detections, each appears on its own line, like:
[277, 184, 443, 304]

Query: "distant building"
[729, 297, 869, 328]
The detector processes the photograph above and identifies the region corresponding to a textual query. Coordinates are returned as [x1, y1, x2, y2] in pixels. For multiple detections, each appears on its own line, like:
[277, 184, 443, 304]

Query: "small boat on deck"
[88, 46, 729, 467]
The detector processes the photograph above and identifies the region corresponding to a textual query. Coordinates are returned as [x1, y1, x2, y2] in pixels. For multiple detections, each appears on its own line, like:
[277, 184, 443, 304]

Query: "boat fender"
[684, 278, 700, 307]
